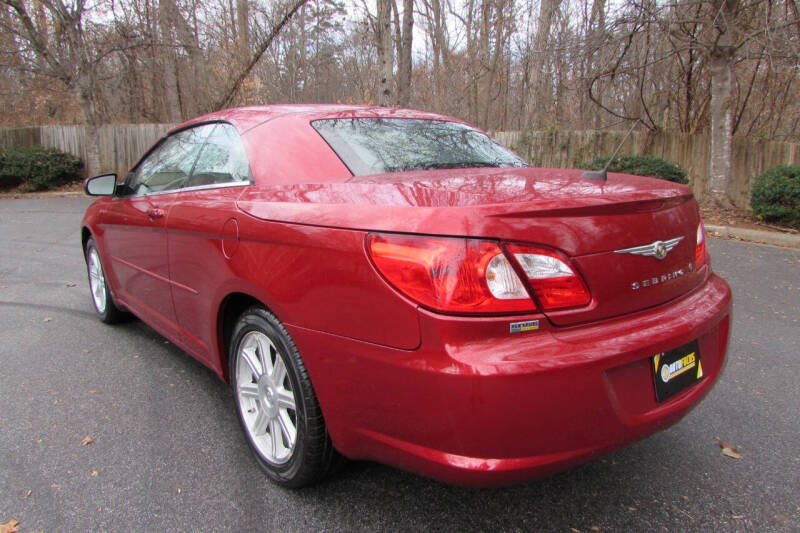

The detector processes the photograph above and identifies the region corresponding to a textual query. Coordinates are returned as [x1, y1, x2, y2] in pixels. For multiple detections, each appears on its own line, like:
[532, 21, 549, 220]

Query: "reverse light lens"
[367, 233, 535, 314]
[695, 221, 708, 268]
[486, 254, 529, 299]
[506, 245, 591, 310]
[513, 253, 574, 279]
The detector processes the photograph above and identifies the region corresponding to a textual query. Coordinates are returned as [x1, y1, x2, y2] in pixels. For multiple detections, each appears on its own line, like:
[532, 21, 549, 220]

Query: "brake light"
[695, 221, 708, 268]
[367, 233, 535, 314]
[505, 245, 591, 310]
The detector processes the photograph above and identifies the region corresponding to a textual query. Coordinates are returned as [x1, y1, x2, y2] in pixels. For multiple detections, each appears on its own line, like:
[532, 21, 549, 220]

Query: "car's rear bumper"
[288, 273, 732, 486]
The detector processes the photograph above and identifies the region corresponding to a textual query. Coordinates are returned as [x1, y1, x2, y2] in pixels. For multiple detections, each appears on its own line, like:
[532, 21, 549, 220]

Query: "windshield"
[312, 118, 527, 176]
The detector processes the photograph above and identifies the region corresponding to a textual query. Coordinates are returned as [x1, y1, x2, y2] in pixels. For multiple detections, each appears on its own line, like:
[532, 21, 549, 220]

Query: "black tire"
[84, 237, 126, 324]
[229, 306, 341, 488]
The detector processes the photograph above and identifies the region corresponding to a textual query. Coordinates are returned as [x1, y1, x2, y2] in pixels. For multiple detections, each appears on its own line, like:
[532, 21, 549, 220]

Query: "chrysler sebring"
[81, 105, 732, 487]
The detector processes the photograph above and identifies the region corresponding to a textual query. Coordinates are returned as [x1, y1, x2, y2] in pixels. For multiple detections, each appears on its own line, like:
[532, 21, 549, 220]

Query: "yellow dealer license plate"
[652, 340, 703, 402]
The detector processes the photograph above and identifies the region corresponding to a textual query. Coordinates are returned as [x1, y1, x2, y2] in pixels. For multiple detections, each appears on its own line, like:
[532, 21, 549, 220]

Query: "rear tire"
[229, 306, 341, 488]
[84, 238, 126, 324]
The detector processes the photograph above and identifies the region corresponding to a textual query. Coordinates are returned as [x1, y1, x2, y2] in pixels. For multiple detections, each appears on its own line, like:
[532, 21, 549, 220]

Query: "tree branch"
[217, 0, 310, 110]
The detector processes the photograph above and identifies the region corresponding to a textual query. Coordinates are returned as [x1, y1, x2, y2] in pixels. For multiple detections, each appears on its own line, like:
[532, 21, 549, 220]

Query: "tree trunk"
[396, 0, 413, 107]
[158, 0, 182, 122]
[587, 0, 605, 129]
[465, 0, 478, 123]
[376, 0, 393, 106]
[708, 50, 734, 206]
[526, 0, 560, 127]
[74, 83, 102, 177]
[236, 0, 250, 66]
[707, 0, 738, 207]
[478, 0, 490, 127]
[429, 0, 447, 112]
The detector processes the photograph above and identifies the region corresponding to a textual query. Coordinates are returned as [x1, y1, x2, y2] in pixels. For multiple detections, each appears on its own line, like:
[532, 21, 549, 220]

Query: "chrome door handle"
[147, 208, 165, 219]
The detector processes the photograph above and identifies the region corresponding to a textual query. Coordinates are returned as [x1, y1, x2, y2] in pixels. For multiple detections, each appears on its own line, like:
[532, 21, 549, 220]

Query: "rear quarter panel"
[231, 212, 421, 351]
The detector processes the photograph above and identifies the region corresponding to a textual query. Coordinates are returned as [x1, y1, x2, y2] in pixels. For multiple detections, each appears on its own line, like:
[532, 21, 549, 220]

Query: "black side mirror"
[84, 174, 117, 196]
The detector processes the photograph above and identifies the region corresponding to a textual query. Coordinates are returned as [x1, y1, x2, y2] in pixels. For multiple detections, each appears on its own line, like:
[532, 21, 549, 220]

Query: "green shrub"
[580, 154, 689, 184]
[751, 164, 800, 228]
[0, 146, 83, 192]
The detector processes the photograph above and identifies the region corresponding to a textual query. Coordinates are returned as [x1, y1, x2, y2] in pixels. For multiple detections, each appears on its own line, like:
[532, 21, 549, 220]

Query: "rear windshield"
[312, 118, 527, 176]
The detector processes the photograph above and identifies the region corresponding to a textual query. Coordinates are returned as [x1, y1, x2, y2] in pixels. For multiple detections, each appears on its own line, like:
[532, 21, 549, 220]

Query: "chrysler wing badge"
[615, 236, 684, 260]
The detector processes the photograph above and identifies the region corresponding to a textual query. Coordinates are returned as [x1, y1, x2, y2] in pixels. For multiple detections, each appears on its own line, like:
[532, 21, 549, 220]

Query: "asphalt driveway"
[1, 197, 798, 532]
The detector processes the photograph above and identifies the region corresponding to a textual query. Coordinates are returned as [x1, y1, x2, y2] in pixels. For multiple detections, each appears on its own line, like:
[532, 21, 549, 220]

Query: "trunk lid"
[237, 167, 704, 324]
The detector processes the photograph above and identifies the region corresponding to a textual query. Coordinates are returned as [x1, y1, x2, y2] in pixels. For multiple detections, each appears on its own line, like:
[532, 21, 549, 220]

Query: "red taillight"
[505, 245, 591, 310]
[367, 233, 535, 314]
[695, 221, 708, 268]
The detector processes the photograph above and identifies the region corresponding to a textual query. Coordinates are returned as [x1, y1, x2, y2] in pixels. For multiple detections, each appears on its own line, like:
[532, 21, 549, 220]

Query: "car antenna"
[581, 119, 640, 181]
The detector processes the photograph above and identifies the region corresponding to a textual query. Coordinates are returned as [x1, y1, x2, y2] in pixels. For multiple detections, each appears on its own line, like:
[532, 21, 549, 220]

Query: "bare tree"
[526, 0, 562, 126]
[0, 0, 121, 175]
[587, 0, 799, 203]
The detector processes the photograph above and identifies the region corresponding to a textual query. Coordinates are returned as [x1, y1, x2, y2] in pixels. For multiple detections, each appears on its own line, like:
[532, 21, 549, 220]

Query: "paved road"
[1, 197, 798, 532]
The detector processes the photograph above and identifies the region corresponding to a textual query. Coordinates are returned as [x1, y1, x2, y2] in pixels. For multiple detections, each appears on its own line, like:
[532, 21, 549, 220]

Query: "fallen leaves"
[65, 282, 76, 287]
[43, 317, 53, 322]
[0, 519, 19, 533]
[732, 514, 745, 520]
[51, 483, 59, 489]
[719, 439, 742, 459]
[81, 436, 94, 446]
[626, 506, 637, 512]
[91, 470, 99, 478]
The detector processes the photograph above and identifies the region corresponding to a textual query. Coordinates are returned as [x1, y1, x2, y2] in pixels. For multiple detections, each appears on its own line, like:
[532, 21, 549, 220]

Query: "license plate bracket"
[652, 340, 703, 402]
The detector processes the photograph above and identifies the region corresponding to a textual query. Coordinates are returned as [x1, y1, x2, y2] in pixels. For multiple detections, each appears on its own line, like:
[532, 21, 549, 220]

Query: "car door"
[101, 124, 215, 336]
[166, 123, 252, 365]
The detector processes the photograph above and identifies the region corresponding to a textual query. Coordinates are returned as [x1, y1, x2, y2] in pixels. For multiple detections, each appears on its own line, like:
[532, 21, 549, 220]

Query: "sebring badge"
[615, 236, 684, 260]
[631, 267, 689, 290]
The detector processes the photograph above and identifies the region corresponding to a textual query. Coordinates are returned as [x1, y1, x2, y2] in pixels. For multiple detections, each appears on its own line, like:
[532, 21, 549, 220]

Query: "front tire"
[229, 306, 340, 487]
[85, 238, 126, 324]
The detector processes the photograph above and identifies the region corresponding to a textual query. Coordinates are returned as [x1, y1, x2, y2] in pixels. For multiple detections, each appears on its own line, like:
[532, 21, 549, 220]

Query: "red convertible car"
[81, 105, 732, 487]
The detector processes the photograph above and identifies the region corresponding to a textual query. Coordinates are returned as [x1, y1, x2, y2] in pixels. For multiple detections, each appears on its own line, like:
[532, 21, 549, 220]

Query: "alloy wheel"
[235, 330, 298, 464]
[88, 247, 107, 313]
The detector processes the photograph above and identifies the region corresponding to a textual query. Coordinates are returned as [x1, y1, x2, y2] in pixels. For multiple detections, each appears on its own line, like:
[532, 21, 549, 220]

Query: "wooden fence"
[0, 123, 173, 179]
[493, 130, 800, 208]
[2, 123, 799, 208]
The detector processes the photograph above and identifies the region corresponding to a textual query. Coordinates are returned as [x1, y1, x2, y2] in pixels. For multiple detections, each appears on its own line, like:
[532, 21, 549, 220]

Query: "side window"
[128, 125, 214, 196]
[185, 123, 252, 188]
